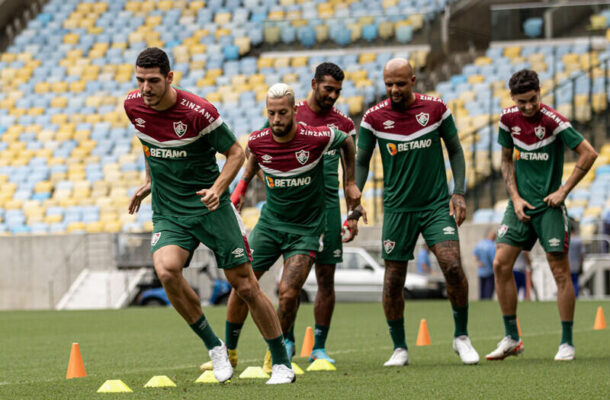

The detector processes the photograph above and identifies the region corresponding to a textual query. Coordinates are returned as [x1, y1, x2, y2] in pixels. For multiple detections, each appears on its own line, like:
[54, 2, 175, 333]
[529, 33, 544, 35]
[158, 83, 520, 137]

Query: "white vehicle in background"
[299, 247, 447, 302]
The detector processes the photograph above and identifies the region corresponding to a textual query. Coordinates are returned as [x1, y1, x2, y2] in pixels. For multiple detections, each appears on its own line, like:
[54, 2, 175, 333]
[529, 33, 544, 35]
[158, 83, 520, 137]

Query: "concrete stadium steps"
[56, 267, 147, 310]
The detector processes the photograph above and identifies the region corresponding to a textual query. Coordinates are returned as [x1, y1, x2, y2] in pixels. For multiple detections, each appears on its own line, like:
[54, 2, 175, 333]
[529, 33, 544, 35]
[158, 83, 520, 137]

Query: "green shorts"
[249, 223, 323, 271]
[151, 203, 251, 269]
[496, 202, 570, 253]
[382, 204, 459, 261]
[316, 206, 343, 265]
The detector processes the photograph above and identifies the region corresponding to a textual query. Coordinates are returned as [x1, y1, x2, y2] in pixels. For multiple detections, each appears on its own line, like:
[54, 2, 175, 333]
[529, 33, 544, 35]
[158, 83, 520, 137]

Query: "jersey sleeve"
[328, 128, 347, 150]
[497, 116, 513, 148]
[439, 105, 458, 139]
[358, 122, 377, 151]
[558, 126, 584, 149]
[206, 122, 238, 153]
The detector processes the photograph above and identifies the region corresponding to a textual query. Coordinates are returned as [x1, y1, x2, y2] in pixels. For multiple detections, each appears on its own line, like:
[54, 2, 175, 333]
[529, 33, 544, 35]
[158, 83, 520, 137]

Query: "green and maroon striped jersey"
[124, 88, 237, 217]
[248, 124, 347, 234]
[498, 103, 584, 214]
[358, 94, 458, 212]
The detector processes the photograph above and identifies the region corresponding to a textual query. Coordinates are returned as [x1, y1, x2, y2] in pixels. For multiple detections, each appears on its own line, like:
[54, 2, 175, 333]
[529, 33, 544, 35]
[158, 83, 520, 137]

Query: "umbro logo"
[135, 118, 146, 128]
[232, 248, 245, 257]
[261, 154, 272, 163]
[327, 123, 338, 130]
[443, 226, 455, 235]
[548, 238, 561, 247]
[511, 126, 521, 135]
[333, 249, 342, 258]
[383, 120, 395, 129]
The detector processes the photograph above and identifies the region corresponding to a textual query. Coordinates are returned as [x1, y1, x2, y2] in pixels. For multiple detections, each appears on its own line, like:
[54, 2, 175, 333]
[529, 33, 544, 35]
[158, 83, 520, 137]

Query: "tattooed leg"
[277, 254, 314, 333]
[383, 260, 408, 320]
[431, 240, 468, 307]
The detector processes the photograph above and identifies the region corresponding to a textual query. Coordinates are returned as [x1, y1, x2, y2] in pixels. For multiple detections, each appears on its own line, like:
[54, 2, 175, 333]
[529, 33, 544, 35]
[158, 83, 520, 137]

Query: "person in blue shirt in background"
[416, 244, 432, 274]
[568, 219, 584, 297]
[474, 229, 497, 299]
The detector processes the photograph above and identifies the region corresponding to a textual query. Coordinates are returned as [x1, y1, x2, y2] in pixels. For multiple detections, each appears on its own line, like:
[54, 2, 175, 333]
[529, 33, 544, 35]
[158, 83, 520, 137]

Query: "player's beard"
[271, 120, 293, 137]
[315, 91, 335, 111]
[390, 99, 407, 111]
[142, 83, 168, 107]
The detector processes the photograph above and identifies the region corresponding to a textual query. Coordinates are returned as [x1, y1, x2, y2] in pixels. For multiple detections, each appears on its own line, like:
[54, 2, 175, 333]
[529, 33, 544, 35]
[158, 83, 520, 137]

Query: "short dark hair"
[509, 69, 540, 94]
[136, 47, 171, 76]
[314, 62, 344, 82]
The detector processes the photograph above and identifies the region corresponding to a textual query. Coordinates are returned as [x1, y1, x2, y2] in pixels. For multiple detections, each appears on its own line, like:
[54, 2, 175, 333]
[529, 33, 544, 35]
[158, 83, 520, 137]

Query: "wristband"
[230, 179, 248, 206]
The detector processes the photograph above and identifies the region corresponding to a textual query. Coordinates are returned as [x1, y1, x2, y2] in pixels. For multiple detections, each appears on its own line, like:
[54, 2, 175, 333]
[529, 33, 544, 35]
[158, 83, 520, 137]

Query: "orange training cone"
[300, 326, 314, 357]
[517, 318, 522, 337]
[66, 342, 87, 379]
[416, 319, 431, 346]
[594, 306, 606, 330]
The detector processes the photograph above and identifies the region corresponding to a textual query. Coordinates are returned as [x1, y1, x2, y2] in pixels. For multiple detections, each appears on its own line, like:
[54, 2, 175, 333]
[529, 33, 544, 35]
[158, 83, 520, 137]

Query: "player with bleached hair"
[202, 82, 362, 381]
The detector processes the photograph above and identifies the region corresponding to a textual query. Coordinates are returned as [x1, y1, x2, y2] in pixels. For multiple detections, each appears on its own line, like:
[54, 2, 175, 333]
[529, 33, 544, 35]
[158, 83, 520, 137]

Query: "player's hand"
[543, 187, 567, 208]
[344, 182, 362, 211]
[197, 188, 220, 211]
[449, 194, 466, 227]
[128, 182, 151, 214]
[342, 205, 368, 243]
[513, 196, 535, 222]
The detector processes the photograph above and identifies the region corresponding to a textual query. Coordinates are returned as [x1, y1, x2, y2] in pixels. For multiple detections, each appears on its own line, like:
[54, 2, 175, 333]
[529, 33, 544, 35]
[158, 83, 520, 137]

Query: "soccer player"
[124, 48, 293, 384]
[279, 62, 358, 363]
[216, 83, 361, 373]
[355, 58, 479, 366]
[485, 69, 597, 362]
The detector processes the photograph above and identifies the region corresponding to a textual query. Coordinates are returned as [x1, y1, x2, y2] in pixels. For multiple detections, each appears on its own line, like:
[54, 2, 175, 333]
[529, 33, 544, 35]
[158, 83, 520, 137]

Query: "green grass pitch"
[1, 300, 609, 399]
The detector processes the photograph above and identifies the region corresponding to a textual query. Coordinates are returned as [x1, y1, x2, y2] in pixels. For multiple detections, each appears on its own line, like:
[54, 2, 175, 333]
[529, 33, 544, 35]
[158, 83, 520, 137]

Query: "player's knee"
[493, 258, 511, 277]
[234, 279, 260, 302]
[278, 286, 300, 305]
[154, 262, 181, 285]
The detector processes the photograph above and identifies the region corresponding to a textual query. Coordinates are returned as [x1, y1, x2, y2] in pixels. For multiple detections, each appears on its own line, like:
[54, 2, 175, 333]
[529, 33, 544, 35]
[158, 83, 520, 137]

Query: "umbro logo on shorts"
[443, 226, 455, 235]
[548, 238, 561, 247]
[151, 232, 161, 246]
[333, 249, 342, 258]
[232, 248, 245, 257]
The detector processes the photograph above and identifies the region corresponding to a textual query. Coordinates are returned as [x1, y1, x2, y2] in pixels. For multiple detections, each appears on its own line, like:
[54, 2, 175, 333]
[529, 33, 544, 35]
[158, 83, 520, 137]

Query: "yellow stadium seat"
[44, 214, 63, 224]
[503, 46, 521, 58]
[314, 24, 329, 42]
[235, 37, 251, 56]
[67, 222, 86, 233]
[590, 15, 606, 30]
[215, 12, 232, 25]
[104, 221, 122, 233]
[347, 96, 364, 115]
[378, 21, 394, 40]
[264, 26, 281, 44]
[85, 221, 104, 233]
[63, 33, 79, 45]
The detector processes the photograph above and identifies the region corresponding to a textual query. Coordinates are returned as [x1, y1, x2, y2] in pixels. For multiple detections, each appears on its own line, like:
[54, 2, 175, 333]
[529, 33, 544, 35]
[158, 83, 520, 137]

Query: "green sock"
[189, 314, 222, 350]
[387, 318, 407, 349]
[452, 304, 469, 337]
[312, 324, 329, 350]
[265, 334, 291, 368]
[503, 315, 520, 341]
[225, 321, 243, 350]
[286, 324, 295, 343]
[560, 321, 573, 346]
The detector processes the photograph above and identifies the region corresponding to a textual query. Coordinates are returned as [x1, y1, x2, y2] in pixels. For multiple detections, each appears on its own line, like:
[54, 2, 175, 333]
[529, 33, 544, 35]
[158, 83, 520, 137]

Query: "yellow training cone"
[195, 370, 219, 383]
[97, 380, 133, 393]
[306, 359, 336, 371]
[239, 366, 269, 379]
[144, 375, 176, 388]
[291, 362, 305, 375]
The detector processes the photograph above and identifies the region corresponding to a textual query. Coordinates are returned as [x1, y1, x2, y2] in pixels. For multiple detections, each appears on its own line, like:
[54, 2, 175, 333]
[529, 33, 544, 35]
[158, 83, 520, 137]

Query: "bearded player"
[355, 58, 479, 366]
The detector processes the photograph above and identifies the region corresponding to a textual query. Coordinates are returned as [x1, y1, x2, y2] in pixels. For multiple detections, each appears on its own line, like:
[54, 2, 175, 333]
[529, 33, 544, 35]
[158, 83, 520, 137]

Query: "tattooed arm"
[501, 145, 534, 222]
